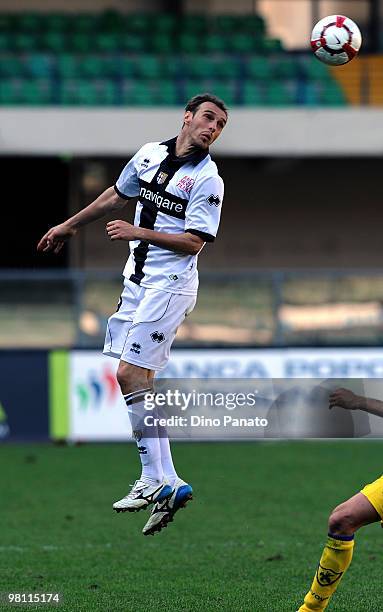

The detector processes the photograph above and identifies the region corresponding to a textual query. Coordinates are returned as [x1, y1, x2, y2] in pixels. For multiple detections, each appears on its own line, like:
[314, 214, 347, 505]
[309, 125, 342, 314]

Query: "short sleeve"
[114, 146, 146, 199]
[185, 174, 224, 242]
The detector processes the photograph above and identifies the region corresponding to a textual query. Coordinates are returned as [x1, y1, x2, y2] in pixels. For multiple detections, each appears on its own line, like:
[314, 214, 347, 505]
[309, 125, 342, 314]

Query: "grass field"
[1, 441, 382, 611]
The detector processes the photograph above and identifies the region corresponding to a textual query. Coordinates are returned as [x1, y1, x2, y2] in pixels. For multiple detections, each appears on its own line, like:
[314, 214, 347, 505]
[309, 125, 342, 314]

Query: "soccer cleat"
[142, 478, 193, 535]
[113, 479, 172, 513]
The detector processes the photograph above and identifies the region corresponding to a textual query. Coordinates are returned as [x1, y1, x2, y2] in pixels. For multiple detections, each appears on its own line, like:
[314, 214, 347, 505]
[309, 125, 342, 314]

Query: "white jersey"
[114, 137, 224, 295]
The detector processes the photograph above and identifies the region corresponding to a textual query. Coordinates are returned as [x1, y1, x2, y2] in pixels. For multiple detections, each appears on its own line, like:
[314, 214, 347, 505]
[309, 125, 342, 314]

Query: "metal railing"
[2, 268, 383, 348]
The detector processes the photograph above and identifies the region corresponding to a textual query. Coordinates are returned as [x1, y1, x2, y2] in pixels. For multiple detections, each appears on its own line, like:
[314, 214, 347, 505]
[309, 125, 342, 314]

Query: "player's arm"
[329, 387, 383, 417]
[105, 221, 204, 255]
[38, 143, 145, 254]
[106, 167, 222, 256]
[37, 186, 129, 254]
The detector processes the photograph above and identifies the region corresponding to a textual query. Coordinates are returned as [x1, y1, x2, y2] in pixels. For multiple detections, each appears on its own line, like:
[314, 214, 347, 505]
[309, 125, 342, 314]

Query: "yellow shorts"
[360, 475, 383, 520]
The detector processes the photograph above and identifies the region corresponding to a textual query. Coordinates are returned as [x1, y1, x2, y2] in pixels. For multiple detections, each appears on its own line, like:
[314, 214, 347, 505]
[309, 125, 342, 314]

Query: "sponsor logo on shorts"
[206, 194, 221, 207]
[137, 445, 147, 455]
[316, 564, 343, 587]
[141, 158, 150, 168]
[169, 274, 179, 281]
[151, 331, 165, 343]
[177, 176, 195, 194]
[130, 342, 141, 354]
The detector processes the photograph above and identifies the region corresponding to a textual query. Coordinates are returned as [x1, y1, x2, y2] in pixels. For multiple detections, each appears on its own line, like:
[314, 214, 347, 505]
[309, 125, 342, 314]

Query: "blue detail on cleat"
[173, 484, 193, 511]
[157, 485, 172, 502]
[142, 480, 193, 536]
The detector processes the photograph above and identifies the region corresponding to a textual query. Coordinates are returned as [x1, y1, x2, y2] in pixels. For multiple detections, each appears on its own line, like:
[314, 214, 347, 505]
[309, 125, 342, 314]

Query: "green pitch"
[1, 441, 382, 611]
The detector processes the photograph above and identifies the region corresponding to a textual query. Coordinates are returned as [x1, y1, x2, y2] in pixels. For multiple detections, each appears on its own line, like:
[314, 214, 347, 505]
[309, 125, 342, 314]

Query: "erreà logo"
[139, 186, 186, 217]
[206, 194, 221, 207]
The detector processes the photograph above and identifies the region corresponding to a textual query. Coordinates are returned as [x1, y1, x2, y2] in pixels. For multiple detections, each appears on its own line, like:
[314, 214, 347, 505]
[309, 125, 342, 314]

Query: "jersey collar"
[161, 136, 209, 166]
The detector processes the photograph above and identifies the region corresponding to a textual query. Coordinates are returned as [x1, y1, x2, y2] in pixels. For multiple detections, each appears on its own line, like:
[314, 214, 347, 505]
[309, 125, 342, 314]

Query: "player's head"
[182, 93, 228, 149]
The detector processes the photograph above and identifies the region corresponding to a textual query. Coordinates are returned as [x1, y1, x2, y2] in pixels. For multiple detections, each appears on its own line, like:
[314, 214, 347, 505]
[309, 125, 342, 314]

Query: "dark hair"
[185, 93, 228, 116]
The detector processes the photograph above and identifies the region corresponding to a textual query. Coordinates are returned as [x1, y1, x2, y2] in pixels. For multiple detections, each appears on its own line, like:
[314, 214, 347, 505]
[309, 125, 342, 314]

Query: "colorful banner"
[69, 352, 128, 441]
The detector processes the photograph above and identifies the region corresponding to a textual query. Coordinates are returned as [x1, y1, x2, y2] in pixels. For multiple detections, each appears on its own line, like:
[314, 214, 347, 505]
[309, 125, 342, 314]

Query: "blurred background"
[2, 0, 383, 440]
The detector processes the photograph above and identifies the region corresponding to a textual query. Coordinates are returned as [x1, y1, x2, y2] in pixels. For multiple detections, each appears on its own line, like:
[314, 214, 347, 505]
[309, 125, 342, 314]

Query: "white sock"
[158, 425, 178, 486]
[123, 389, 163, 484]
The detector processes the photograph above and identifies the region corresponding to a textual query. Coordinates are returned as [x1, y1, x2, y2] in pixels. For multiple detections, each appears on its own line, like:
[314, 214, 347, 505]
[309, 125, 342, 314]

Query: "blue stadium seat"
[0, 55, 25, 77]
[264, 81, 295, 106]
[121, 80, 156, 106]
[56, 54, 80, 78]
[242, 82, 264, 105]
[59, 79, 117, 105]
[0, 78, 53, 105]
[24, 54, 54, 79]
[246, 56, 272, 80]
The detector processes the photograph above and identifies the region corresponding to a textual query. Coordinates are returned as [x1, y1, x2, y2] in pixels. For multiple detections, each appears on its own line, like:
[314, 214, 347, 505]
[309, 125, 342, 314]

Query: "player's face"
[184, 102, 227, 149]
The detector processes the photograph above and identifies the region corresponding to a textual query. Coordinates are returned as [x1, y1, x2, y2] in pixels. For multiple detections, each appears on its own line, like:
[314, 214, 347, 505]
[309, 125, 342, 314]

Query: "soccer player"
[298, 387, 383, 611]
[37, 93, 227, 535]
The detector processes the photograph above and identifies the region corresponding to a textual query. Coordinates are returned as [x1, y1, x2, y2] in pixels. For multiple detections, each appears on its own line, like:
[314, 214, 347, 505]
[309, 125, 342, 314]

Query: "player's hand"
[37, 223, 77, 254]
[106, 220, 138, 242]
[329, 388, 360, 411]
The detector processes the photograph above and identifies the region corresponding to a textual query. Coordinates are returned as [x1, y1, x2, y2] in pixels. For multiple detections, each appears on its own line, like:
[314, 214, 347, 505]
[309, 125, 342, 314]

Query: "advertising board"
[66, 348, 383, 441]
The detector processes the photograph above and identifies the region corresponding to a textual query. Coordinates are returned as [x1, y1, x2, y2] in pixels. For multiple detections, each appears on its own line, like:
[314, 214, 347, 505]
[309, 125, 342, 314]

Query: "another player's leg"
[112, 361, 172, 513]
[298, 490, 380, 611]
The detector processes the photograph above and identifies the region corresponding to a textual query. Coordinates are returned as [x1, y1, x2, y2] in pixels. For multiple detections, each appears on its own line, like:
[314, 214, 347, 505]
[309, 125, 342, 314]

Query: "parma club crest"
[157, 171, 168, 184]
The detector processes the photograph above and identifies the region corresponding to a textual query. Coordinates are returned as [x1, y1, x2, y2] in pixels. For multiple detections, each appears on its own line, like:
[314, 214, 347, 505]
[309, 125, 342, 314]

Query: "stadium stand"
[0, 10, 347, 106]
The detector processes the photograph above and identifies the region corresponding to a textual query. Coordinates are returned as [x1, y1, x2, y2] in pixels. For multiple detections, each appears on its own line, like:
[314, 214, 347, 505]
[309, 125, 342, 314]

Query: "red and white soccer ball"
[311, 15, 362, 65]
